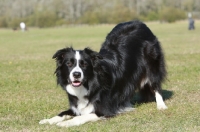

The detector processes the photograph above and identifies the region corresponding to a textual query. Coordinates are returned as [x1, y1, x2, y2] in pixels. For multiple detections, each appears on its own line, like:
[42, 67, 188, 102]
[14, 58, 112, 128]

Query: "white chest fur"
[66, 85, 94, 115]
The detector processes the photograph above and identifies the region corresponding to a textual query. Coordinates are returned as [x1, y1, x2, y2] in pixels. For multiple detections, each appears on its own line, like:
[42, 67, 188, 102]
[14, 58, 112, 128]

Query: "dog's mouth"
[71, 80, 82, 87]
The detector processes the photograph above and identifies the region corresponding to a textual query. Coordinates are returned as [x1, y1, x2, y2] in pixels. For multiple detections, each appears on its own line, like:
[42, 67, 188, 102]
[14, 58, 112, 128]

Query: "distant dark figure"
[188, 18, 195, 30]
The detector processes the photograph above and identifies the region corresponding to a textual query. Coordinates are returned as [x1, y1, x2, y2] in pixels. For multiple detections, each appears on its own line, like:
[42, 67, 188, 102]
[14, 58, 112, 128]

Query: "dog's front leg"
[56, 113, 100, 127]
[39, 109, 74, 125]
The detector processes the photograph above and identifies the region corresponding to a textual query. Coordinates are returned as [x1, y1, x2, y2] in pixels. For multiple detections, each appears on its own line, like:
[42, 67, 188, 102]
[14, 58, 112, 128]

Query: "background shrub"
[1, 0, 197, 27]
[159, 7, 186, 23]
[0, 17, 8, 28]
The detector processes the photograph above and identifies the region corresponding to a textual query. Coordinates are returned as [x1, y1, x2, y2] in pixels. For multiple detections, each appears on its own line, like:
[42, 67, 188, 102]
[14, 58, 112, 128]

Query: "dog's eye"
[83, 62, 88, 67]
[66, 62, 72, 67]
[80, 60, 87, 67]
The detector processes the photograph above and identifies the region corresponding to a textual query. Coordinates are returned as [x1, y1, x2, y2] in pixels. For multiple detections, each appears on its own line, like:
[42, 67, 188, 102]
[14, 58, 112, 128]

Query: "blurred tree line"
[0, 0, 200, 28]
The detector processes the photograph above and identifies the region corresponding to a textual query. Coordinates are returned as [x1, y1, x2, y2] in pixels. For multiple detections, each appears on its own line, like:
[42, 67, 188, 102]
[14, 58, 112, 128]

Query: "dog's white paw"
[155, 91, 168, 110]
[39, 119, 51, 124]
[39, 116, 65, 125]
[56, 120, 79, 127]
[56, 114, 100, 127]
[56, 117, 83, 127]
[56, 121, 68, 127]
[157, 104, 168, 110]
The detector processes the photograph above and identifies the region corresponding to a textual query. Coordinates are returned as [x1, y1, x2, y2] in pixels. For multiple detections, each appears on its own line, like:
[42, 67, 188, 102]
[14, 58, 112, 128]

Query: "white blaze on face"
[69, 51, 84, 86]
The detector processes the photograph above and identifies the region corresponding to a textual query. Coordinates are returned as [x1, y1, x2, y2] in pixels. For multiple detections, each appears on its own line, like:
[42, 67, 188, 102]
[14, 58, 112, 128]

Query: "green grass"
[0, 21, 200, 132]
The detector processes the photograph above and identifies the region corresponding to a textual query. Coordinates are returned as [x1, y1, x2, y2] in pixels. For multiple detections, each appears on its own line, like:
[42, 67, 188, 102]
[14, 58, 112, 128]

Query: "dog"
[39, 20, 167, 127]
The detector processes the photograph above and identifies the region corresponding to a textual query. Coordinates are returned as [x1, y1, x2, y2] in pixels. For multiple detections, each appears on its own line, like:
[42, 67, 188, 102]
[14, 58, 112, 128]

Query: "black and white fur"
[39, 21, 167, 127]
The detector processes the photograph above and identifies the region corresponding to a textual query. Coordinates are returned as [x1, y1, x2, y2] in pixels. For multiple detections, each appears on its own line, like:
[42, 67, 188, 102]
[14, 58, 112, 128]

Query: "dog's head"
[52, 47, 98, 88]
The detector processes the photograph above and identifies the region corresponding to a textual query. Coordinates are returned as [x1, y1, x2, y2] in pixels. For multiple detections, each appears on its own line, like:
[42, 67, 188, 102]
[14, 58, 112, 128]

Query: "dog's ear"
[52, 48, 66, 59]
[52, 47, 73, 68]
[84, 48, 105, 73]
[52, 47, 73, 60]
[84, 48, 103, 62]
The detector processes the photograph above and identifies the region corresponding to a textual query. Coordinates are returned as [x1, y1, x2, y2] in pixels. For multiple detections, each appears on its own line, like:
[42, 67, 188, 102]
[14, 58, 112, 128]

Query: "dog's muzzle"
[71, 72, 82, 87]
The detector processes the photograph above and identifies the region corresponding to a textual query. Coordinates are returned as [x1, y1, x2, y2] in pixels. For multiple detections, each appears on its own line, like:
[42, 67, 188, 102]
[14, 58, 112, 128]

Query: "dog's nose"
[73, 72, 81, 78]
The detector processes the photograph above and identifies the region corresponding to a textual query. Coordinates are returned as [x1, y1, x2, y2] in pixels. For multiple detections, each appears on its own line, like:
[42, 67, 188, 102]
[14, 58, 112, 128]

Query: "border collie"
[39, 20, 167, 127]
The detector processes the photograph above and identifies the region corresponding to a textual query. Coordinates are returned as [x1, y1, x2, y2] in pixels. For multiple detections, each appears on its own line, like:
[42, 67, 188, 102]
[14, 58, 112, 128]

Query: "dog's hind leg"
[151, 83, 168, 110]
[140, 81, 167, 110]
[140, 83, 155, 102]
[155, 90, 168, 110]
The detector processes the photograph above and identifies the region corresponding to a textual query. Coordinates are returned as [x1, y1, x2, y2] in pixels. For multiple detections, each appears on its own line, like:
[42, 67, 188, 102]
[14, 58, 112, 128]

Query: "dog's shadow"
[131, 90, 173, 106]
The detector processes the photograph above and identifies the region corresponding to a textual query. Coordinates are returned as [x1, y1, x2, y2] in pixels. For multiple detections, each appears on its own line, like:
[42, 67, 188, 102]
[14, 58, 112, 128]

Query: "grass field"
[0, 21, 200, 132]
